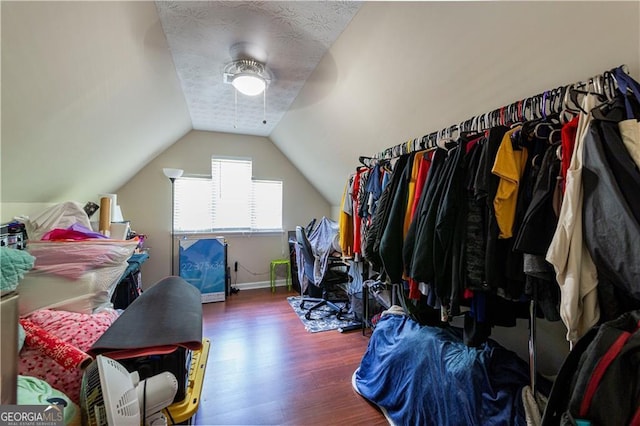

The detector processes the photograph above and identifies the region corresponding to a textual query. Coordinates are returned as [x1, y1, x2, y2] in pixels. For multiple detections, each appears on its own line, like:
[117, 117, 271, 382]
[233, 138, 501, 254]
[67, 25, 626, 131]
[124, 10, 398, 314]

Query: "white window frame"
[173, 157, 283, 234]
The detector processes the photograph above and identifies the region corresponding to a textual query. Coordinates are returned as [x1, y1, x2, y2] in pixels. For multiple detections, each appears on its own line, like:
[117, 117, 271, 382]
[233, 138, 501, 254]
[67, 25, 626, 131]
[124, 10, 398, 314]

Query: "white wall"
[272, 1, 640, 211]
[116, 130, 331, 289]
[1, 1, 191, 205]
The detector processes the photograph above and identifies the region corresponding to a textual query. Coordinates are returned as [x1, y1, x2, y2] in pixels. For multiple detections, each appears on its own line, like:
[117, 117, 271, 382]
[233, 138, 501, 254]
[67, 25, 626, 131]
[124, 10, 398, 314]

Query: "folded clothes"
[0, 246, 35, 292]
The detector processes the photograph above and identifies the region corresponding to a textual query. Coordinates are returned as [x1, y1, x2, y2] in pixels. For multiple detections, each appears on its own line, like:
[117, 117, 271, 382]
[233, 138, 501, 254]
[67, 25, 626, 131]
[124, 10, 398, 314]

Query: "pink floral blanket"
[19, 308, 119, 403]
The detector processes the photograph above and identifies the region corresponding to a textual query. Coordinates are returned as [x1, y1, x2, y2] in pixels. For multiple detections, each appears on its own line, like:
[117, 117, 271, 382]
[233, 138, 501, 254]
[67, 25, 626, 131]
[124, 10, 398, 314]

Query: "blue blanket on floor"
[353, 314, 530, 426]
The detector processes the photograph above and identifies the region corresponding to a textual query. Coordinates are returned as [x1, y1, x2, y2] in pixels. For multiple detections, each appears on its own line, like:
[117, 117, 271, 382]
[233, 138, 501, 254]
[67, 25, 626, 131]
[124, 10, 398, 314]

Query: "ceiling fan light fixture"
[231, 72, 266, 96]
[224, 58, 271, 96]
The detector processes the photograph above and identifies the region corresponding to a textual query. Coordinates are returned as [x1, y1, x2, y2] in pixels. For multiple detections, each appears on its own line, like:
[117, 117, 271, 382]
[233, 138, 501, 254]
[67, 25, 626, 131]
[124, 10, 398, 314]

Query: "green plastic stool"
[270, 259, 291, 293]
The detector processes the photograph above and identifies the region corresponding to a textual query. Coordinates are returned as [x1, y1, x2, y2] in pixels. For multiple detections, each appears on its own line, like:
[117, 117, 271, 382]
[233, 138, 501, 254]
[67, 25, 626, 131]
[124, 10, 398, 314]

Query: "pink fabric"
[19, 308, 119, 403]
[41, 228, 105, 241]
[28, 239, 138, 280]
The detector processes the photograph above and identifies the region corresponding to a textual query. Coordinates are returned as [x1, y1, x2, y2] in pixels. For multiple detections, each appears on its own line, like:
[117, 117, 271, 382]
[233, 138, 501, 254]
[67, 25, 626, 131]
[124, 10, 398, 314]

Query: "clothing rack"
[363, 64, 627, 165]
[357, 63, 630, 396]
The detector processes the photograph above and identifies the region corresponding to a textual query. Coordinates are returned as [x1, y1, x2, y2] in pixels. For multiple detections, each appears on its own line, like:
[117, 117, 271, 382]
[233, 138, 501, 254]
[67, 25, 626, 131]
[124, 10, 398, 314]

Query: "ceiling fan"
[220, 39, 338, 129]
[223, 42, 273, 97]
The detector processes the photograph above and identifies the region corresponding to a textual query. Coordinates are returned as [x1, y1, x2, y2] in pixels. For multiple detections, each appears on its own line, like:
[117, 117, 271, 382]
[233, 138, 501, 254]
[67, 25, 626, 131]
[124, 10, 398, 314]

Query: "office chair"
[296, 225, 349, 320]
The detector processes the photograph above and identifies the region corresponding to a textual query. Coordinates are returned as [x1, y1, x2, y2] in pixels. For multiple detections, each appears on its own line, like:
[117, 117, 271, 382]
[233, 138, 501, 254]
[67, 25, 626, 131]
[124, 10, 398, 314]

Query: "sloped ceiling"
[2, 1, 639, 211]
[1, 1, 191, 204]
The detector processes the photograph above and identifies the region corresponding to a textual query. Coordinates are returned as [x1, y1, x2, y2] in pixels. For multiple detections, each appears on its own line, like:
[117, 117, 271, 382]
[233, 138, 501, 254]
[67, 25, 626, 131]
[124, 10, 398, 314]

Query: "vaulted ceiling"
[156, 1, 361, 136]
[2, 1, 639, 211]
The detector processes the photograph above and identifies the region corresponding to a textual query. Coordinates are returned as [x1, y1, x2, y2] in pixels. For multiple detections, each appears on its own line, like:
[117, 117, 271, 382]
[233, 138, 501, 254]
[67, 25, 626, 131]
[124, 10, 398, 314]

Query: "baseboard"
[234, 279, 292, 291]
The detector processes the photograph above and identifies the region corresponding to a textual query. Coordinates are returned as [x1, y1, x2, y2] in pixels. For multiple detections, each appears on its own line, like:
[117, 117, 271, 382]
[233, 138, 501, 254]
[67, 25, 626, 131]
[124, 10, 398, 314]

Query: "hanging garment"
[403, 151, 431, 299]
[364, 163, 384, 219]
[351, 167, 368, 257]
[338, 175, 355, 256]
[379, 153, 415, 284]
[406, 148, 453, 287]
[360, 163, 388, 261]
[364, 155, 408, 272]
[474, 126, 509, 291]
[434, 138, 478, 311]
[514, 143, 563, 322]
[409, 151, 433, 220]
[560, 116, 579, 194]
[464, 135, 487, 291]
[403, 148, 446, 283]
[403, 150, 426, 237]
[499, 127, 535, 300]
[514, 143, 562, 256]
[546, 94, 599, 345]
[404, 150, 443, 299]
[492, 126, 527, 239]
[356, 167, 371, 256]
[357, 167, 372, 221]
[619, 118, 640, 167]
[582, 95, 640, 303]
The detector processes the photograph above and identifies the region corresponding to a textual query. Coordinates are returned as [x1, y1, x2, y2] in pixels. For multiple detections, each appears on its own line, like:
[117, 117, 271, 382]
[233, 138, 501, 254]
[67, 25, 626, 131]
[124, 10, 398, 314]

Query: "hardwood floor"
[193, 287, 388, 426]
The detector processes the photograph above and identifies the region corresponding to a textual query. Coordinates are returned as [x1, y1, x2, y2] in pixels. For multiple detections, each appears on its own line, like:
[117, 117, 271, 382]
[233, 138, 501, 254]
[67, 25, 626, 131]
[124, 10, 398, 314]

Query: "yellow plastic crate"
[165, 338, 211, 424]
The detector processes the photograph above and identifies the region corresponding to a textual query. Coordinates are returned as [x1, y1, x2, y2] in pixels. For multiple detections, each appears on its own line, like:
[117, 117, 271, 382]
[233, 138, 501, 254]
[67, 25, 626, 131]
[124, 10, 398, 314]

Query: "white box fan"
[80, 355, 178, 426]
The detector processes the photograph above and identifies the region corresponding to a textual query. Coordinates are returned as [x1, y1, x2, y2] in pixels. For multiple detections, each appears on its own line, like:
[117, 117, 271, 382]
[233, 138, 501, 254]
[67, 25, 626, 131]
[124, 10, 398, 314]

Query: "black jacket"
[582, 95, 640, 302]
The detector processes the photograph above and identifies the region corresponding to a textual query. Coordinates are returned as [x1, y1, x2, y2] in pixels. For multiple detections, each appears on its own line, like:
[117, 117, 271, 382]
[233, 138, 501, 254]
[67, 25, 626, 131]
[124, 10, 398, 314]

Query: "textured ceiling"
[155, 1, 362, 136]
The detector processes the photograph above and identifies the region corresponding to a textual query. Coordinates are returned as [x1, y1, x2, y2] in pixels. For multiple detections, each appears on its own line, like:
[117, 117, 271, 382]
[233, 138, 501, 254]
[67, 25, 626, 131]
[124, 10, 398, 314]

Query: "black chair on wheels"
[296, 225, 349, 320]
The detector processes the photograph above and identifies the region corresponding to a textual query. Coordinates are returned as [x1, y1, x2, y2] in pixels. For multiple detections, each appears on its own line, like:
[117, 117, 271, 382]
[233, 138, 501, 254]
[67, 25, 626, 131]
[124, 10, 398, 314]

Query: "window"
[174, 157, 283, 233]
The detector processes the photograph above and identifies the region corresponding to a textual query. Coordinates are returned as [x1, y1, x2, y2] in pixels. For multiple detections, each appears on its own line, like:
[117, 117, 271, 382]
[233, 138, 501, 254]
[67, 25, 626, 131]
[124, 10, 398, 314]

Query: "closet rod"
[368, 64, 628, 162]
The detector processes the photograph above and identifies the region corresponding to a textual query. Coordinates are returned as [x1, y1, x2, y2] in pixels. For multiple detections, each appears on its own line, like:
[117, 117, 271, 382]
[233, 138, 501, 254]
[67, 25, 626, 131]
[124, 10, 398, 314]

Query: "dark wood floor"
[193, 287, 388, 426]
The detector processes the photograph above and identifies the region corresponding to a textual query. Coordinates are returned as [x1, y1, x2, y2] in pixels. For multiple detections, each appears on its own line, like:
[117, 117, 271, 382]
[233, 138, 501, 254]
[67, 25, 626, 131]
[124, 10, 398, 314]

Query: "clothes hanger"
[531, 94, 543, 120]
[358, 156, 374, 167]
[436, 125, 458, 150]
[602, 70, 618, 100]
[568, 81, 608, 115]
[436, 128, 448, 150]
[522, 97, 533, 122]
[547, 129, 562, 145]
[550, 86, 565, 116]
[532, 114, 561, 141]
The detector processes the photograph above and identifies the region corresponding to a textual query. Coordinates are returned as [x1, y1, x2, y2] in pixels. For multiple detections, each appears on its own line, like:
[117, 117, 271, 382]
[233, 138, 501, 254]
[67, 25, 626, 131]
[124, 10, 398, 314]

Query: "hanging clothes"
[433, 139, 472, 313]
[379, 153, 415, 284]
[464, 133, 488, 291]
[338, 174, 355, 257]
[546, 94, 600, 345]
[403, 149, 446, 285]
[475, 126, 510, 291]
[409, 151, 433, 220]
[403, 150, 426, 237]
[405, 148, 450, 286]
[364, 163, 384, 219]
[354, 66, 635, 350]
[560, 116, 579, 194]
[492, 126, 527, 239]
[514, 140, 563, 322]
[364, 155, 408, 272]
[350, 167, 368, 257]
[405, 151, 433, 299]
[582, 94, 640, 317]
[359, 162, 389, 262]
